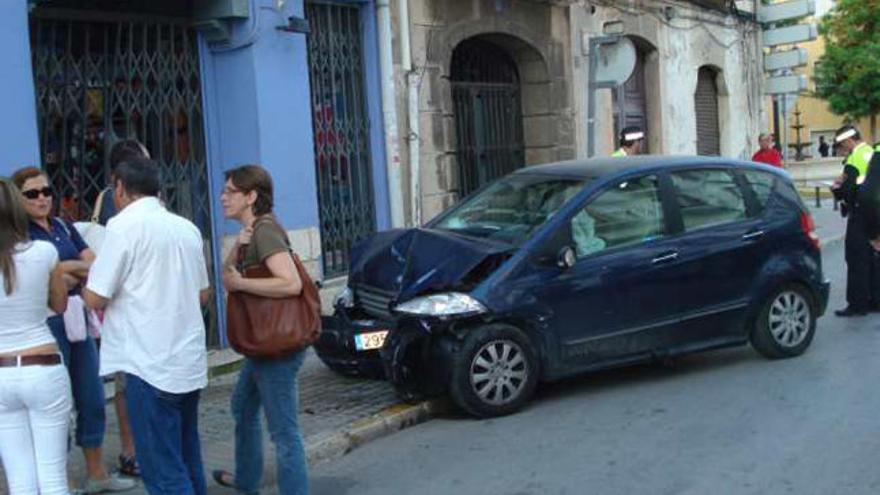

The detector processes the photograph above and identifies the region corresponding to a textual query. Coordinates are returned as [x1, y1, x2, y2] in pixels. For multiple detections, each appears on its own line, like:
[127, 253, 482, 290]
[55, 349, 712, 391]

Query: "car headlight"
[334, 286, 354, 308]
[394, 292, 487, 316]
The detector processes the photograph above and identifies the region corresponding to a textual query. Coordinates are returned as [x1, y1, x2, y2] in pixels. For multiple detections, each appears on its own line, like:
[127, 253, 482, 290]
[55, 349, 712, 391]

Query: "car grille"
[355, 285, 396, 320]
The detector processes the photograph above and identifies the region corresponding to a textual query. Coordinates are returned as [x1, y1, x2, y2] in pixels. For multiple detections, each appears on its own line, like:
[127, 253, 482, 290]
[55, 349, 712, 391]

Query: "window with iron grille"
[451, 38, 525, 198]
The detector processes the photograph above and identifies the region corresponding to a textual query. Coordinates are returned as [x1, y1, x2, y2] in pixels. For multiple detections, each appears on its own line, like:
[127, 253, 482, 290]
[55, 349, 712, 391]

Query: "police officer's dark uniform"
[831, 125, 880, 316]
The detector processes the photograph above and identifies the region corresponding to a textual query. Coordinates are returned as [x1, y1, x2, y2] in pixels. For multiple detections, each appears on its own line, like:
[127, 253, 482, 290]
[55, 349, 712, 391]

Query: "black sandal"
[118, 454, 140, 477]
[212, 469, 236, 488]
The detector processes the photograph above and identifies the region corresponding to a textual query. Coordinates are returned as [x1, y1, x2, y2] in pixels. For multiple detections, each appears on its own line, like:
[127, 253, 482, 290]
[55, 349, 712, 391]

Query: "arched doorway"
[694, 66, 721, 156]
[451, 38, 525, 197]
[613, 38, 654, 151]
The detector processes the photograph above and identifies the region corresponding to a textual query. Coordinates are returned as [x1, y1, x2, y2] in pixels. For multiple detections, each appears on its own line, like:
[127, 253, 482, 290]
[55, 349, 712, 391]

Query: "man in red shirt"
[752, 133, 783, 167]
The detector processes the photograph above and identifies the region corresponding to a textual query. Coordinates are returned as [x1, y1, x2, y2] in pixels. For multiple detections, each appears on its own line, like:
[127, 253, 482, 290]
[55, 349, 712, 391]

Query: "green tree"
[813, 0, 880, 142]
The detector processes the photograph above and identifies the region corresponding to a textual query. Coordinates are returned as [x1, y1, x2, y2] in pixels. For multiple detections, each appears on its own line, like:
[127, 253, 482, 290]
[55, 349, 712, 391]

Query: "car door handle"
[742, 230, 765, 241]
[651, 252, 679, 264]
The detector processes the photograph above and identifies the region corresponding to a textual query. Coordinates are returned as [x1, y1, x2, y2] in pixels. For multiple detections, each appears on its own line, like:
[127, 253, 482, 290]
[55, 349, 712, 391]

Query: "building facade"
[1, 0, 394, 345]
[394, 0, 765, 223]
[770, 0, 874, 159]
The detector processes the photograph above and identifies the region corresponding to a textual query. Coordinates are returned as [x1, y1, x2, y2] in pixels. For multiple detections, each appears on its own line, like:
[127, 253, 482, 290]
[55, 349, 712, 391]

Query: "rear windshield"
[435, 174, 587, 245]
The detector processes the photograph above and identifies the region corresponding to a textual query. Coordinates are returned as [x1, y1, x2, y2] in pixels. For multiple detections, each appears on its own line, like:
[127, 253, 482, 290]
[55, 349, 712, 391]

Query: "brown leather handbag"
[226, 219, 322, 359]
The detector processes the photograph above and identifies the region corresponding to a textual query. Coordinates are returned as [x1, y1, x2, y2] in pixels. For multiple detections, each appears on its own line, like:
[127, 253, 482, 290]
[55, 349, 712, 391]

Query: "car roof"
[513, 155, 786, 180]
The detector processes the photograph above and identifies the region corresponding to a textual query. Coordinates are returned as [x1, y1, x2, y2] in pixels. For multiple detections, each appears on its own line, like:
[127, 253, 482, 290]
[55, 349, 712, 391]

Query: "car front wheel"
[450, 324, 539, 418]
[751, 284, 816, 359]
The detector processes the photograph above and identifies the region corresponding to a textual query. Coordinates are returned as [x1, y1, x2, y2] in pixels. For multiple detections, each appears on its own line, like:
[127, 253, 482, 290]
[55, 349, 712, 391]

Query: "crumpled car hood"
[347, 228, 511, 302]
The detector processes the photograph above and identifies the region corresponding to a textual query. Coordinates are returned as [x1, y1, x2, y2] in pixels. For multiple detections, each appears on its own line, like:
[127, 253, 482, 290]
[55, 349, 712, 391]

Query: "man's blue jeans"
[47, 315, 106, 449]
[232, 351, 308, 495]
[125, 373, 207, 495]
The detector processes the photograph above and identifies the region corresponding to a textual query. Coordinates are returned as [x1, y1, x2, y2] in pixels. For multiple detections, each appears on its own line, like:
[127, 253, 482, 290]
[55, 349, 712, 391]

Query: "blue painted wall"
[199, 0, 319, 239]
[0, 0, 40, 177]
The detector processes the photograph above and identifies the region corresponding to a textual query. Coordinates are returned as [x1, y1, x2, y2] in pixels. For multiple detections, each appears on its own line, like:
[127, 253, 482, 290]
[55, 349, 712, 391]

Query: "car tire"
[751, 284, 816, 359]
[449, 324, 539, 418]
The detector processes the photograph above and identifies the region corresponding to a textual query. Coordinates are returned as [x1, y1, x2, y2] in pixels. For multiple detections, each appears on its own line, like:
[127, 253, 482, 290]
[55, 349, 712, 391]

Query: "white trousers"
[0, 363, 72, 495]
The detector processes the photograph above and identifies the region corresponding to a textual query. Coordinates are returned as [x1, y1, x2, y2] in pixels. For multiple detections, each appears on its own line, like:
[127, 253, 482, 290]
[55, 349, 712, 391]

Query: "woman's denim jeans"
[232, 350, 308, 495]
[47, 315, 106, 449]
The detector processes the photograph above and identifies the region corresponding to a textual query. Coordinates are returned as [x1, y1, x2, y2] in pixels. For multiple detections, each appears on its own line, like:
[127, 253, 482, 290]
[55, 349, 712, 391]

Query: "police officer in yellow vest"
[830, 125, 880, 316]
[612, 127, 645, 157]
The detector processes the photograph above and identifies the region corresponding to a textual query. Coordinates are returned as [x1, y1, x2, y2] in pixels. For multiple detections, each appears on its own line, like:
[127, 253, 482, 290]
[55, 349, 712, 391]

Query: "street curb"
[305, 398, 451, 465]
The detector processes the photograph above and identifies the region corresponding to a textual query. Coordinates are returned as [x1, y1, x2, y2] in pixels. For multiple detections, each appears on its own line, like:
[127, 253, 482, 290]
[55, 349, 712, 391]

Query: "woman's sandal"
[118, 454, 141, 477]
[212, 469, 236, 488]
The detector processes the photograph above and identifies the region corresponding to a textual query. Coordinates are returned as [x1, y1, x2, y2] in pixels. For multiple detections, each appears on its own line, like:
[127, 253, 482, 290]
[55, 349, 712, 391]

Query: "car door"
[665, 167, 766, 348]
[521, 174, 684, 367]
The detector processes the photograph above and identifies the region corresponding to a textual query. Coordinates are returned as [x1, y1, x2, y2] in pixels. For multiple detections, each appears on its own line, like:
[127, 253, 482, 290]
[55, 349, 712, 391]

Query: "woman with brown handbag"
[213, 165, 311, 495]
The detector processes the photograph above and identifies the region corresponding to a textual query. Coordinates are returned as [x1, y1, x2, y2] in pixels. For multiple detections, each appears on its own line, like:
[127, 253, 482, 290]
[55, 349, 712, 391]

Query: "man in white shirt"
[83, 159, 211, 495]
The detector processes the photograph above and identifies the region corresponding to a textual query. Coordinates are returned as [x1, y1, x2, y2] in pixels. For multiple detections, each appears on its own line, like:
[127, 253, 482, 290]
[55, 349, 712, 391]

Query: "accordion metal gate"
[306, 1, 376, 278]
[29, 8, 219, 345]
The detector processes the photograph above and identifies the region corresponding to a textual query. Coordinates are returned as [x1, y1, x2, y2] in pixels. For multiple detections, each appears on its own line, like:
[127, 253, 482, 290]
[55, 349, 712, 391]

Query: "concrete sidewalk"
[0, 195, 851, 494]
[51, 350, 421, 494]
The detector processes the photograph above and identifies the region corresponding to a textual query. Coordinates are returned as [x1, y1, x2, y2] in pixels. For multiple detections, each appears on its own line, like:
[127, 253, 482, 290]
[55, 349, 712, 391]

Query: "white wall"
[571, 2, 764, 159]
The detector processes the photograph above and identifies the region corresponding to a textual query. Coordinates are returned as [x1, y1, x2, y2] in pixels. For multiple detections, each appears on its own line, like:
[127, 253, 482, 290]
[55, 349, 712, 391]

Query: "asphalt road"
[310, 240, 880, 495]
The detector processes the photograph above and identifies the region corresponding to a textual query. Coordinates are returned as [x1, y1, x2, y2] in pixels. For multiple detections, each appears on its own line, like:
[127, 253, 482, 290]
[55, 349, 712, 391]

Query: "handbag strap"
[91, 188, 107, 224]
[237, 216, 290, 274]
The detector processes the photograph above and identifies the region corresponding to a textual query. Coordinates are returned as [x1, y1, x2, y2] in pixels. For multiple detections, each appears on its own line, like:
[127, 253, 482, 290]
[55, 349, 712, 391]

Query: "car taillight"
[801, 211, 820, 250]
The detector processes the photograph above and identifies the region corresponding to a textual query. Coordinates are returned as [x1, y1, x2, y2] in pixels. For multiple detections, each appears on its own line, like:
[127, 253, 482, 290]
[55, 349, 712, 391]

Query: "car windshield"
[434, 174, 587, 245]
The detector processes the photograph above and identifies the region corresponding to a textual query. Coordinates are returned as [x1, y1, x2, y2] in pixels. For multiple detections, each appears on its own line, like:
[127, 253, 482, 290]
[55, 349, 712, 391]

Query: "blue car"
[315, 156, 830, 417]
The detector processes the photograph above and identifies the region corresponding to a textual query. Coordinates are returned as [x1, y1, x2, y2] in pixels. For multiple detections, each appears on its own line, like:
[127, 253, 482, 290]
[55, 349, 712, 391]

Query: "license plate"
[354, 330, 389, 351]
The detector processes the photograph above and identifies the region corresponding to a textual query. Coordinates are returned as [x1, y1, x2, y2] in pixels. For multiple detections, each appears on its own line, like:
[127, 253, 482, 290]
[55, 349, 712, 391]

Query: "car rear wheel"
[751, 284, 816, 359]
[450, 325, 538, 418]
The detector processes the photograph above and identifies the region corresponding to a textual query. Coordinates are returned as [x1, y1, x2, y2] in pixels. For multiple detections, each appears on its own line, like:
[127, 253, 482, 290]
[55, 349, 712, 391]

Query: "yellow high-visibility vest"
[848, 142, 874, 184]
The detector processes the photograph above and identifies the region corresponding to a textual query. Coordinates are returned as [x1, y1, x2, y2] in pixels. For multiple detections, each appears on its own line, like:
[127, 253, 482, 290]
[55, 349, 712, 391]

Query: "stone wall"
[400, 0, 576, 222]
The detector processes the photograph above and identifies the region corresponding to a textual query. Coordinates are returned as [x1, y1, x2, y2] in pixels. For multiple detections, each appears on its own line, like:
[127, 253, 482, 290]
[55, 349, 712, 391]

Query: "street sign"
[763, 24, 818, 47]
[593, 37, 636, 86]
[764, 48, 809, 71]
[765, 74, 808, 94]
[758, 0, 816, 24]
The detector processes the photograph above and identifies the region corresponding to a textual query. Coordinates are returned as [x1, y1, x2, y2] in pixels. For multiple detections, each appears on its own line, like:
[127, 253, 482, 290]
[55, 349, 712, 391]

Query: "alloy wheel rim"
[768, 291, 811, 348]
[470, 340, 528, 406]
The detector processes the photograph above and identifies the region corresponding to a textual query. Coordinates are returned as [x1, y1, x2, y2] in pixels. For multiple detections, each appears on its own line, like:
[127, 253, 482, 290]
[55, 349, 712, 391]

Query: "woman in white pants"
[0, 179, 73, 495]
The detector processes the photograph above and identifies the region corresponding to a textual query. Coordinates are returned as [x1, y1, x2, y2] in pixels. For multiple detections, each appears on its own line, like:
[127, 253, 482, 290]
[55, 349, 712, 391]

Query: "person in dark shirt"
[818, 136, 830, 158]
[96, 138, 151, 478]
[96, 139, 151, 226]
[12, 167, 136, 493]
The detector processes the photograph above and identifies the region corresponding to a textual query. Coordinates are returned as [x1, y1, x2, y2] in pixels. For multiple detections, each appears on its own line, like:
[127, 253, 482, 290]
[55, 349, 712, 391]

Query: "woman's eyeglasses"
[21, 187, 53, 200]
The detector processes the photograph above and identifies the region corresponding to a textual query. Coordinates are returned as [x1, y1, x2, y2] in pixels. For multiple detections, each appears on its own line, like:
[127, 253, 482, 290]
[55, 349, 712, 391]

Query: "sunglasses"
[21, 187, 53, 200]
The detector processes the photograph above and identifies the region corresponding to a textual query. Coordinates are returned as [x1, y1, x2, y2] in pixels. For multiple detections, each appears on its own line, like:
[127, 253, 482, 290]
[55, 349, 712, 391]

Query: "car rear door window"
[571, 175, 665, 258]
[741, 170, 776, 215]
[671, 169, 748, 231]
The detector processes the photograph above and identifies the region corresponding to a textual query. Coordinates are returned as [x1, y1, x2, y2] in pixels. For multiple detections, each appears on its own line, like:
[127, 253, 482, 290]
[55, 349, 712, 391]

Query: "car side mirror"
[557, 246, 576, 269]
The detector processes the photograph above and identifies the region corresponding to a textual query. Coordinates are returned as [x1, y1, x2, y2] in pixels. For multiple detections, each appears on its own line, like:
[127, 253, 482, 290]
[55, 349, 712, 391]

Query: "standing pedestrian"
[82, 158, 211, 495]
[11, 167, 136, 494]
[752, 133, 783, 167]
[829, 125, 880, 316]
[212, 165, 309, 495]
[96, 138, 151, 478]
[0, 178, 72, 494]
[611, 126, 645, 157]
[818, 136, 830, 158]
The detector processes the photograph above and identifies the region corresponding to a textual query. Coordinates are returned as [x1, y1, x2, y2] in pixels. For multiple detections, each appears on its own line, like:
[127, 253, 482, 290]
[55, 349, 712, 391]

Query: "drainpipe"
[376, 0, 405, 228]
[398, 0, 421, 226]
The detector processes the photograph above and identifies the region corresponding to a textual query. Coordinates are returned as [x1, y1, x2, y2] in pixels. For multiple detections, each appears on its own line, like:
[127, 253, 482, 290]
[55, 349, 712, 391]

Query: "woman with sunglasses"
[11, 167, 135, 494]
[0, 179, 72, 493]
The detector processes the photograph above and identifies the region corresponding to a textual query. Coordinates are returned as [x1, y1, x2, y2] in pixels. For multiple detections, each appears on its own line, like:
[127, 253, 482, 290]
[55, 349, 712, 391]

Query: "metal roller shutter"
[694, 68, 720, 156]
